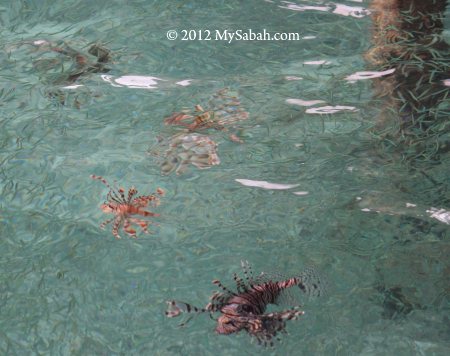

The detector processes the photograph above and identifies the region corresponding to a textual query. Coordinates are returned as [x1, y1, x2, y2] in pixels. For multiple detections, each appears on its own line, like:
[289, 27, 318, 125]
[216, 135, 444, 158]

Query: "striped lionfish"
[166, 261, 325, 346]
[163, 88, 249, 143]
[91, 175, 164, 239]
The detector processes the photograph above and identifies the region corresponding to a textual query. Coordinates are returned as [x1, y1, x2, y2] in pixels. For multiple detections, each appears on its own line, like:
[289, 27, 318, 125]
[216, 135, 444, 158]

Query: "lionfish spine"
[91, 174, 123, 204]
[212, 279, 237, 296]
[165, 300, 210, 318]
[241, 260, 255, 286]
[90, 174, 111, 189]
[277, 277, 300, 290]
[126, 187, 138, 203]
[233, 273, 248, 293]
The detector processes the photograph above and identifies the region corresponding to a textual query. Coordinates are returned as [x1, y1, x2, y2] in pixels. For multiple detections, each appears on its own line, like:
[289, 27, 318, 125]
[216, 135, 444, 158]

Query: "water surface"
[1, 0, 449, 355]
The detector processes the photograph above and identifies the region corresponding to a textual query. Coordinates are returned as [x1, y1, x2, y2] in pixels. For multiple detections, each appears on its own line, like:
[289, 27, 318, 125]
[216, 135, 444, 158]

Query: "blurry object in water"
[153, 133, 220, 175]
[364, 0, 449, 161]
[31, 40, 112, 84]
[164, 88, 249, 142]
[426, 208, 450, 225]
[376, 285, 424, 319]
[350, 191, 450, 226]
[22, 40, 112, 107]
[166, 261, 325, 347]
[151, 87, 248, 175]
[373, 241, 450, 320]
[90, 175, 164, 239]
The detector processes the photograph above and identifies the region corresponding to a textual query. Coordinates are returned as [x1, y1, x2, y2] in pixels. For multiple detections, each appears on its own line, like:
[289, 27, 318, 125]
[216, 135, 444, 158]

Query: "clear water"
[1, 0, 449, 355]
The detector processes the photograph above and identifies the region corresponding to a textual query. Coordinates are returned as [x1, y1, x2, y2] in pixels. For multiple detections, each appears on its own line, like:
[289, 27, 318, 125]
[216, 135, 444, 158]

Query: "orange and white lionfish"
[164, 88, 249, 138]
[91, 175, 164, 239]
[166, 261, 325, 346]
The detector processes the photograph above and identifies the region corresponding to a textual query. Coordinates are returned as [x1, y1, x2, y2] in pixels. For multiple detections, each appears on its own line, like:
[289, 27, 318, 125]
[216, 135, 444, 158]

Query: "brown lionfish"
[163, 88, 249, 143]
[166, 261, 325, 346]
[91, 175, 164, 239]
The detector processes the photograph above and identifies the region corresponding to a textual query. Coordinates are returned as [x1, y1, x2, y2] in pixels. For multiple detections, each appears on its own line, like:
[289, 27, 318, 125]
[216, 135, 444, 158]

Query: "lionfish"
[151, 88, 248, 175]
[91, 175, 164, 239]
[157, 133, 220, 175]
[166, 261, 325, 346]
[32, 40, 111, 84]
[24, 40, 112, 108]
[164, 88, 249, 143]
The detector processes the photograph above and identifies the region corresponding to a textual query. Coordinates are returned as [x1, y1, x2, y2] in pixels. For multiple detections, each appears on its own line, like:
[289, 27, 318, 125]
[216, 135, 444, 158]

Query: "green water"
[1, 0, 449, 355]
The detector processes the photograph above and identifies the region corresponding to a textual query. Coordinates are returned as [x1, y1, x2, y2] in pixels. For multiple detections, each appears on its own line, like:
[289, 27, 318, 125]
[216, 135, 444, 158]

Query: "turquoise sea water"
[1, 0, 449, 355]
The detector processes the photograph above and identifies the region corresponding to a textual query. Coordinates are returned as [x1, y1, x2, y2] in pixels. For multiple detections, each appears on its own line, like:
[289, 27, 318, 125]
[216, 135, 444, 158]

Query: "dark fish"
[166, 261, 325, 347]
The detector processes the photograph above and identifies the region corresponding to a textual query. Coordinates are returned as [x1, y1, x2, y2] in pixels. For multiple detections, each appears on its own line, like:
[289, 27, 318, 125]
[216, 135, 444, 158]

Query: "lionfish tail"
[165, 300, 209, 318]
[166, 300, 211, 327]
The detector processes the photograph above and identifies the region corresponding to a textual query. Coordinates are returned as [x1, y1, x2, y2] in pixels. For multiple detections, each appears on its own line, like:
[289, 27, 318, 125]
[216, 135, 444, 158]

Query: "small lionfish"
[158, 133, 220, 175]
[166, 261, 325, 346]
[91, 175, 164, 239]
[164, 88, 249, 143]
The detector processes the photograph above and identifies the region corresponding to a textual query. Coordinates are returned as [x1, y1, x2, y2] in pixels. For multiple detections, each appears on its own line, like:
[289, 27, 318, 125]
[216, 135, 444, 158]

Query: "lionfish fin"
[233, 272, 248, 293]
[165, 300, 211, 327]
[212, 279, 237, 296]
[126, 187, 137, 203]
[208, 291, 231, 310]
[91, 174, 123, 204]
[264, 307, 305, 321]
[256, 266, 327, 306]
[251, 307, 305, 346]
[240, 260, 255, 287]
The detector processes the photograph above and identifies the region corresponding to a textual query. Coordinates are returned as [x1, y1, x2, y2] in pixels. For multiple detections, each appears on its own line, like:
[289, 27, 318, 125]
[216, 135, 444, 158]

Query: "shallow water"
[1, 0, 449, 355]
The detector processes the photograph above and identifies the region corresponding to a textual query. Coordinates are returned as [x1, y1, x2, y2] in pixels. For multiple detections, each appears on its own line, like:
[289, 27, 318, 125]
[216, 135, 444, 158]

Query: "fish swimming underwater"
[163, 88, 249, 142]
[154, 133, 220, 175]
[31, 40, 112, 84]
[166, 261, 325, 346]
[19, 39, 112, 107]
[150, 88, 248, 175]
[91, 175, 164, 239]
